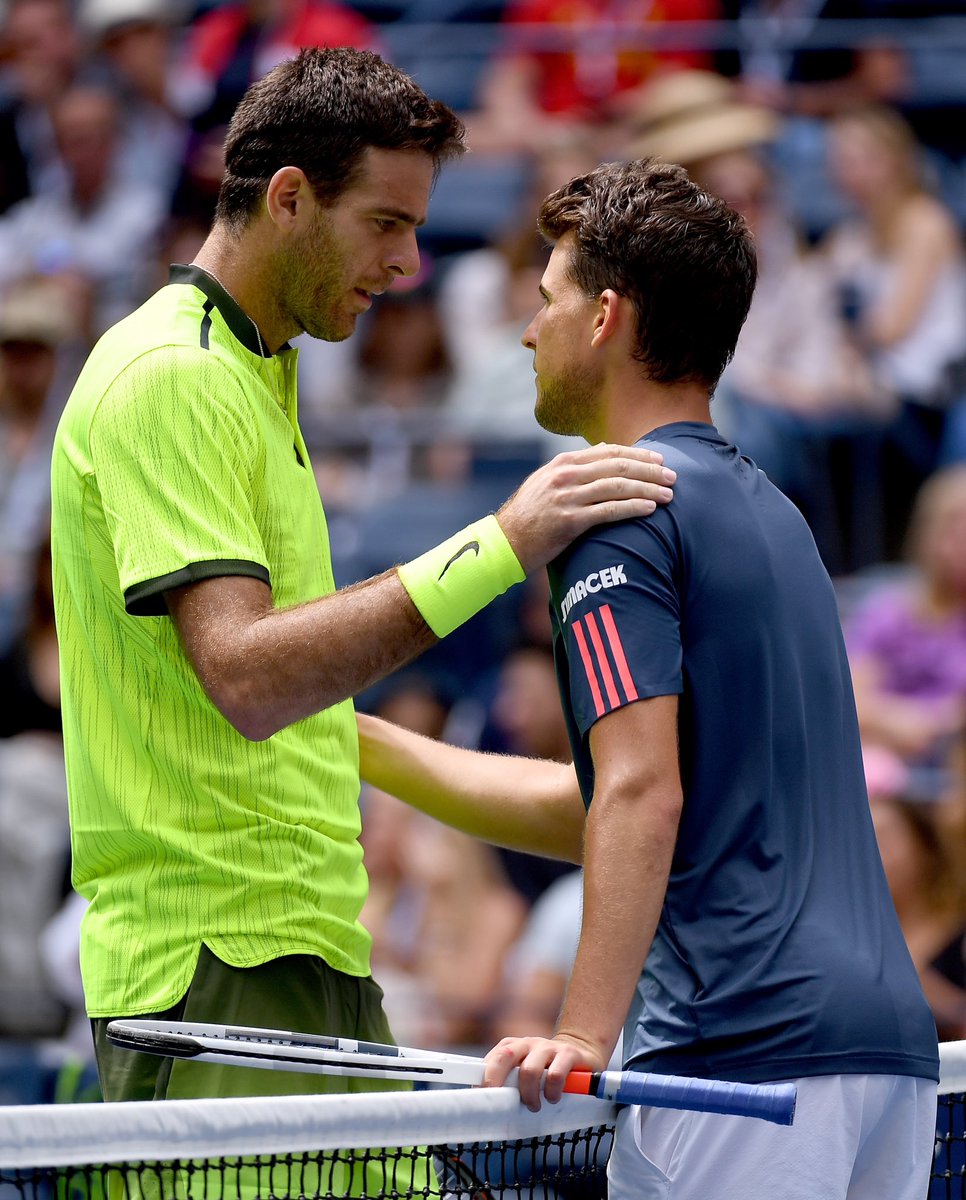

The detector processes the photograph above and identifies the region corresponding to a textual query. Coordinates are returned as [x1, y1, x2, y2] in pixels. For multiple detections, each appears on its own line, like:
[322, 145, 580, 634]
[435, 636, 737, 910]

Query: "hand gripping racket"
[106, 1019, 796, 1126]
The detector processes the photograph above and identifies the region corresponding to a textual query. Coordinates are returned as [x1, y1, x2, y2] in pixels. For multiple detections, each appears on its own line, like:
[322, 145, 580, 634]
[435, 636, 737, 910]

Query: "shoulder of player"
[553, 502, 678, 589]
[103, 337, 246, 393]
[80, 337, 260, 450]
[553, 436, 725, 570]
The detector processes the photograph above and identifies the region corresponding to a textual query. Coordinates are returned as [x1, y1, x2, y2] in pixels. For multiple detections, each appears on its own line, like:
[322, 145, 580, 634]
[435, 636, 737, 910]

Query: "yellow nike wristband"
[397, 515, 526, 639]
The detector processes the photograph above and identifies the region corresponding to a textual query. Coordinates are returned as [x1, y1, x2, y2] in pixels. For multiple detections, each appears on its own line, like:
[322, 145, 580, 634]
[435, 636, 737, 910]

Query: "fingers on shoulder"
[578, 442, 665, 466]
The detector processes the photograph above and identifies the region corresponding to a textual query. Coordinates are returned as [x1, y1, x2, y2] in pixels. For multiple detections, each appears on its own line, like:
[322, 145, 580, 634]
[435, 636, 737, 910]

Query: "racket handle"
[563, 1070, 797, 1126]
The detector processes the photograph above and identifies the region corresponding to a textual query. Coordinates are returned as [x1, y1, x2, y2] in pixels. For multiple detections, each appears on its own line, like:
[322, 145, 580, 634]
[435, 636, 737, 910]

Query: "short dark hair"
[538, 159, 757, 389]
[215, 47, 465, 229]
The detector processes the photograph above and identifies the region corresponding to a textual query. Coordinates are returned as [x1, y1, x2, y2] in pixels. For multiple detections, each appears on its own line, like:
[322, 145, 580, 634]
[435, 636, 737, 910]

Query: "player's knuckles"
[546, 462, 584, 493]
[603, 473, 630, 495]
[491, 1040, 520, 1061]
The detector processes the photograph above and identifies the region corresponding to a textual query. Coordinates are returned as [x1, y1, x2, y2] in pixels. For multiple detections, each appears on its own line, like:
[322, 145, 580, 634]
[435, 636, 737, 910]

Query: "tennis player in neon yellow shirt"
[50, 44, 675, 1126]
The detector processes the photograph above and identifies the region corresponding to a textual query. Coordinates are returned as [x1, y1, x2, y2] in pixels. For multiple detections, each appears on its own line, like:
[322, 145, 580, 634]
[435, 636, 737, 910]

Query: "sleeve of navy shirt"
[551, 510, 683, 740]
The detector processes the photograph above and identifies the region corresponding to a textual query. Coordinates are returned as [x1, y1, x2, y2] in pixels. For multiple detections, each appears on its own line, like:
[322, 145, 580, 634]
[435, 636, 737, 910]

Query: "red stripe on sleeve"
[572, 619, 605, 717]
[599, 604, 639, 702]
[584, 610, 621, 710]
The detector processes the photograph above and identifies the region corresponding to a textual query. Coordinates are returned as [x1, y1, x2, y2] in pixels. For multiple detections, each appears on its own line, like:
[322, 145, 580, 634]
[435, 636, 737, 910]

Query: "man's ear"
[265, 166, 312, 231]
[591, 288, 624, 349]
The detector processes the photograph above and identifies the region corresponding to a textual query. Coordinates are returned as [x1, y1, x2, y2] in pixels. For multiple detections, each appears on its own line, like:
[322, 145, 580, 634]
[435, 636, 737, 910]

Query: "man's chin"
[303, 315, 356, 344]
[535, 401, 581, 439]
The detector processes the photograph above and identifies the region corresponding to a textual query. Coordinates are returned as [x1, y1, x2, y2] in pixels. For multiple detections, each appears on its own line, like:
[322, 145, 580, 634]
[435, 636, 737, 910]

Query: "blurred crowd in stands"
[3, 0, 966, 1103]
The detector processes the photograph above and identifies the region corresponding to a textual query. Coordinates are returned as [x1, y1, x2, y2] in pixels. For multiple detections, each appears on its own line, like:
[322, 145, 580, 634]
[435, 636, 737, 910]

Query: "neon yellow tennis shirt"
[51, 265, 370, 1017]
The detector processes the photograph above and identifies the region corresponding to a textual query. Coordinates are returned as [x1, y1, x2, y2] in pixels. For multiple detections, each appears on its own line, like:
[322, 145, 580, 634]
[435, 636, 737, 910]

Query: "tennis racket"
[106, 1019, 796, 1126]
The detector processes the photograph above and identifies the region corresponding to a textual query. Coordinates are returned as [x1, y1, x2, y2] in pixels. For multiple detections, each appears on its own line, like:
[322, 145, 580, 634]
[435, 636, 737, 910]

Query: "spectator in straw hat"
[628, 70, 890, 572]
[622, 68, 779, 170]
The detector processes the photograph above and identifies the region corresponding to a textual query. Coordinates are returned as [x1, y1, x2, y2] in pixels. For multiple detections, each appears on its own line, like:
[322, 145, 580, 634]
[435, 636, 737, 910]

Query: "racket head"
[106, 1021, 206, 1059]
[105, 1020, 488, 1084]
[108, 1019, 481, 1062]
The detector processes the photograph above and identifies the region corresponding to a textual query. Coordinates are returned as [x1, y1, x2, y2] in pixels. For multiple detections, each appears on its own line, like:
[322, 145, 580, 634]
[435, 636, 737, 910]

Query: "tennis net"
[1, 1041, 964, 1199]
[0, 1085, 615, 1199]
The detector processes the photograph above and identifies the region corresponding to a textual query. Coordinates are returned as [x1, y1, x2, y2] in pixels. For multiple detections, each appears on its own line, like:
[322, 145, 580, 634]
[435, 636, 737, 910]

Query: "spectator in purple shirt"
[846, 464, 966, 775]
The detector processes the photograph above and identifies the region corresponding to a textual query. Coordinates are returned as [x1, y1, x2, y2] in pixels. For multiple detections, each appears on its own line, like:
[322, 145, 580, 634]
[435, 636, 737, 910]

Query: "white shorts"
[606, 1073, 937, 1200]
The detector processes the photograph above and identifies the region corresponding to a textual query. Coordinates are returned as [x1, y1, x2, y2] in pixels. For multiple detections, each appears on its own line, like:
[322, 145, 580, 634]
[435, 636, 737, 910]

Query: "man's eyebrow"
[376, 206, 427, 228]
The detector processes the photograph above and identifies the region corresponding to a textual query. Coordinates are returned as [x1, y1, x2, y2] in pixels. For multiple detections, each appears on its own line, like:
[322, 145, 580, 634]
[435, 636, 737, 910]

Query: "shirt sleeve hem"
[124, 560, 271, 616]
[576, 678, 683, 735]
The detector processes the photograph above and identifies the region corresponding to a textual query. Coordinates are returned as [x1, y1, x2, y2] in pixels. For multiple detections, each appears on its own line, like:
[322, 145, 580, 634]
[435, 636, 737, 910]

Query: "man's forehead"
[343, 146, 434, 219]
[543, 237, 575, 287]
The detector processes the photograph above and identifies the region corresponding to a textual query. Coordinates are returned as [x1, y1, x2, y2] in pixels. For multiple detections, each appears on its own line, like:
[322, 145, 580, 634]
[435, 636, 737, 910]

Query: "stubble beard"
[281, 211, 355, 343]
[533, 363, 600, 439]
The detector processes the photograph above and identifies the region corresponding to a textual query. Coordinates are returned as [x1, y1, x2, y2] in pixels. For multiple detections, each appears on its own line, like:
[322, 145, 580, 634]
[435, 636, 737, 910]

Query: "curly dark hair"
[538, 159, 757, 390]
[215, 47, 465, 230]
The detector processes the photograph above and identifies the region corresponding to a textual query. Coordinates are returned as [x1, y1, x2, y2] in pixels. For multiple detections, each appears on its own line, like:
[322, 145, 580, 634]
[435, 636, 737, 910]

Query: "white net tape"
[0, 1086, 617, 1170]
[941, 1040, 966, 1096]
[2, 1041, 963, 1173]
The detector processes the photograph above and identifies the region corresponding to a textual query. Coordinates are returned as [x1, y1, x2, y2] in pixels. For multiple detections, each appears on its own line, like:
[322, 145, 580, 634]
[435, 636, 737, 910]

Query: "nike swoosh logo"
[438, 540, 480, 580]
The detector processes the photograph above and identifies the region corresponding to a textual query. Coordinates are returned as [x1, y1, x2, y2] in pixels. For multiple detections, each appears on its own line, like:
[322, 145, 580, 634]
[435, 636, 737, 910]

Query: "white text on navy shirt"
[560, 564, 628, 622]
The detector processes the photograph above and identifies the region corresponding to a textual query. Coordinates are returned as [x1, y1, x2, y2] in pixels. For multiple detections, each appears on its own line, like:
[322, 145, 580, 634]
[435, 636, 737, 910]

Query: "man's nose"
[388, 229, 420, 278]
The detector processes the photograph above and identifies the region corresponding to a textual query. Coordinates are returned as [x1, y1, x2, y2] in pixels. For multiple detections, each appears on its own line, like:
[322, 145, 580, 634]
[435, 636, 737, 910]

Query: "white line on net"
[5, 1039, 963, 1171]
[939, 1039, 966, 1096]
[0, 1086, 617, 1170]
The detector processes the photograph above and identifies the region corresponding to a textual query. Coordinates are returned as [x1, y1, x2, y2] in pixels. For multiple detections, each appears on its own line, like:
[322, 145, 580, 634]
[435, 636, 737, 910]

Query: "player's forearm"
[171, 570, 437, 740]
[357, 713, 585, 862]
[554, 780, 682, 1063]
[170, 446, 676, 739]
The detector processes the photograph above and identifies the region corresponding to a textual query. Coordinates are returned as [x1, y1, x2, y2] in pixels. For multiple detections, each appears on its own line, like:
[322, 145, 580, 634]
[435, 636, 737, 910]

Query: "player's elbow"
[231, 711, 279, 742]
[206, 673, 282, 742]
[220, 699, 278, 742]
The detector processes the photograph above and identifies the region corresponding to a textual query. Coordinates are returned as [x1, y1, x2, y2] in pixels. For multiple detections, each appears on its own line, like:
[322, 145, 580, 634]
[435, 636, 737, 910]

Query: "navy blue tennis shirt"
[547, 422, 939, 1085]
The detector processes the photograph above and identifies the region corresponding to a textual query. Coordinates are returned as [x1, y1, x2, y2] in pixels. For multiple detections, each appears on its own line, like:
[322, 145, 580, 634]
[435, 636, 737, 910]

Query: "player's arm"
[166, 444, 675, 741]
[482, 693, 683, 1110]
[357, 712, 585, 862]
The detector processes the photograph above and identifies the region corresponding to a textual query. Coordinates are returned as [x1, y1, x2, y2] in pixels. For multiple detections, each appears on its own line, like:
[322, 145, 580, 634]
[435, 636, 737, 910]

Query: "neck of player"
[193, 230, 292, 356]
[594, 374, 713, 446]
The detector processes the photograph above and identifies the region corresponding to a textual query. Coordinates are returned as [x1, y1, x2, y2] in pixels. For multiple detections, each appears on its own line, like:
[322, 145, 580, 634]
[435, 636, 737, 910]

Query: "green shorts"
[92, 944, 401, 1102]
[91, 947, 436, 1198]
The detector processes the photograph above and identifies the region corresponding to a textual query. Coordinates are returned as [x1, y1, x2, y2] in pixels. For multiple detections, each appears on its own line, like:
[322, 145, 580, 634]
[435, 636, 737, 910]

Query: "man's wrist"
[397, 514, 525, 639]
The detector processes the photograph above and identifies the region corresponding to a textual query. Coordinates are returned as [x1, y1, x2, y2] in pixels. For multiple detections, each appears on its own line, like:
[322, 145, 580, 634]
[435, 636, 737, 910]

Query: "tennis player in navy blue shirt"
[358, 159, 939, 1198]
[548, 419, 938, 1090]
[547, 422, 940, 1089]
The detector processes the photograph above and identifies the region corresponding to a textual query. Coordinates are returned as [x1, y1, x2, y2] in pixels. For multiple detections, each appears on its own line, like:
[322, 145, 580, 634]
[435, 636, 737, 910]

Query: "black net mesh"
[0, 1125, 615, 1200]
[932, 1093, 966, 1200]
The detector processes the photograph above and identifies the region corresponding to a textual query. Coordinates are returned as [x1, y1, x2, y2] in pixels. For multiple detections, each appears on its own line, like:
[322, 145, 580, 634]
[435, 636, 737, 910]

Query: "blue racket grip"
[565, 1070, 797, 1126]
